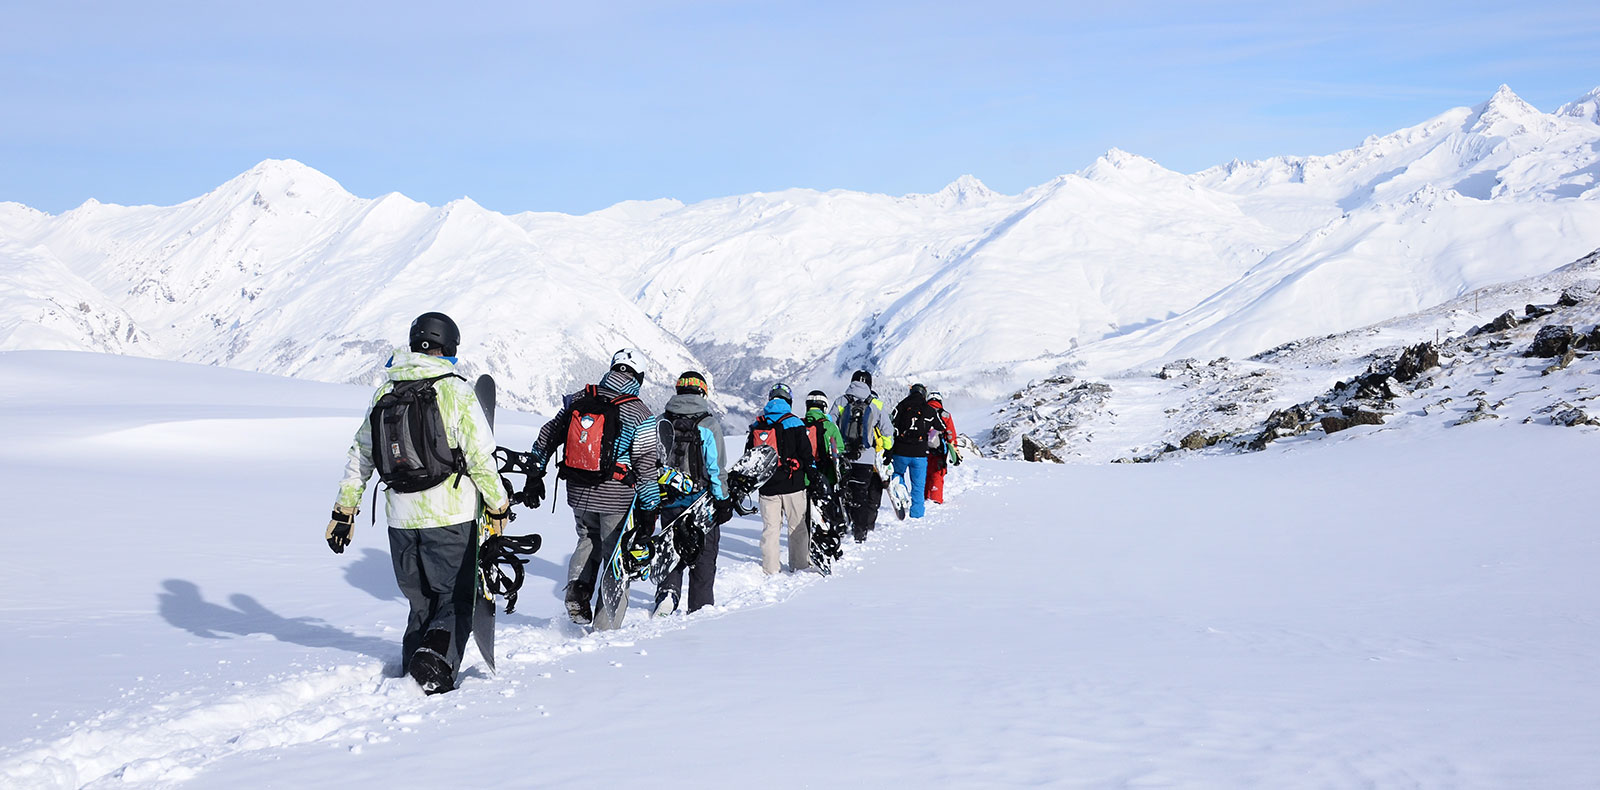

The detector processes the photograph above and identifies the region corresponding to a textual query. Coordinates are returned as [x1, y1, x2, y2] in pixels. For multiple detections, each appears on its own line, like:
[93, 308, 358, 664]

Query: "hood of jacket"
[598, 368, 642, 397]
[759, 398, 798, 425]
[843, 380, 873, 401]
[385, 348, 459, 381]
[664, 392, 713, 418]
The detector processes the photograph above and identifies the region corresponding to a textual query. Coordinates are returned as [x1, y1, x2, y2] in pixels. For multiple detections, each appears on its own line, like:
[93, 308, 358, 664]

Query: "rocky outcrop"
[1526, 325, 1576, 357]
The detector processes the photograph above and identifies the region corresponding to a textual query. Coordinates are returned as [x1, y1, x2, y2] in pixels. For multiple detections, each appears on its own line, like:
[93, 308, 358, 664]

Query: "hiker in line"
[830, 370, 893, 541]
[890, 383, 940, 519]
[653, 371, 733, 615]
[524, 348, 660, 629]
[925, 390, 960, 505]
[802, 388, 845, 528]
[747, 382, 814, 573]
[328, 312, 509, 693]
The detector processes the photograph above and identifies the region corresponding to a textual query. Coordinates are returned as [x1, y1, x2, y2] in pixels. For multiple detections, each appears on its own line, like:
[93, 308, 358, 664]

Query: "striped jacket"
[530, 368, 661, 515]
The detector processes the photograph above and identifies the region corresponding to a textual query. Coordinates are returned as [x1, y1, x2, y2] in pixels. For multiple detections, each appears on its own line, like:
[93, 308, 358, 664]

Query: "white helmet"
[610, 348, 644, 376]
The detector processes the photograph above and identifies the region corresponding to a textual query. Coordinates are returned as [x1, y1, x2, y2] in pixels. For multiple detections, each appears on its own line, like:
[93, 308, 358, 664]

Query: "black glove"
[326, 506, 356, 554]
[713, 497, 734, 526]
[634, 508, 658, 535]
[521, 473, 546, 508]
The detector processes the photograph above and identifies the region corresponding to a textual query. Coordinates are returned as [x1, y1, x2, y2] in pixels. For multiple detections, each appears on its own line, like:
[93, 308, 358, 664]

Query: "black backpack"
[660, 411, 710, 492]
[371, 373, 466, 493]
[559, 385, 640, 485]
[894, 400, 936, 442]
[839, 396, 869, 459]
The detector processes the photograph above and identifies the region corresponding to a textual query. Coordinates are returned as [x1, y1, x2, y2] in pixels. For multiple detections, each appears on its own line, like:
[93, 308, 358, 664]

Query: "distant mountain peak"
[1470, 84, 1542, 131]
[938, 174, 996, 203]
[1079, 148, 1181, 183]
[209, 159, 351, 208]
[1557, 85, 1600, 125]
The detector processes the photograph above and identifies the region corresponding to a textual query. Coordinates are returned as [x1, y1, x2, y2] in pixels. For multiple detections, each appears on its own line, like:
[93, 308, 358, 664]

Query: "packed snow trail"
[2, 351, 1598, 788]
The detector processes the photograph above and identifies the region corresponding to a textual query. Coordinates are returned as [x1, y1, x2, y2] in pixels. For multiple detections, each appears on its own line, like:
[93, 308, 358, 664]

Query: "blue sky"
[2, 1, 1597, 214]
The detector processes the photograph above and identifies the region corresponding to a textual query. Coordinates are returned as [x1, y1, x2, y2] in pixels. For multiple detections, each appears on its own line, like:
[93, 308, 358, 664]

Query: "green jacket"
[336, 349, 509, 528]
[804, 407, 845, 485]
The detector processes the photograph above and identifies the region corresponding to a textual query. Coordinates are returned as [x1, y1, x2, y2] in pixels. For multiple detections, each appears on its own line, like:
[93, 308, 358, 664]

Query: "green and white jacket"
[335, 349, 509, 529]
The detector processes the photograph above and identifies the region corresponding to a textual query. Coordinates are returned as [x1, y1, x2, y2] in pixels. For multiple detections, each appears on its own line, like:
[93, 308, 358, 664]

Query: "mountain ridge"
[2, 85, 1598, 410]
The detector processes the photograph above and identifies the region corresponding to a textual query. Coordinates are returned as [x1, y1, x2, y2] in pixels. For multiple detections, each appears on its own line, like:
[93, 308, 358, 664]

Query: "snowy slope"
[986, 246, 1600, 464]
[3, 86, 1599, 407]
[1, 351, 1597, 788]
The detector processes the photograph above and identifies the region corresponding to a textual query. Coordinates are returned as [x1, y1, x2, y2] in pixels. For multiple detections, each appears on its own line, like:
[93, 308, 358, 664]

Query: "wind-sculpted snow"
[2, 87, 1599, 409]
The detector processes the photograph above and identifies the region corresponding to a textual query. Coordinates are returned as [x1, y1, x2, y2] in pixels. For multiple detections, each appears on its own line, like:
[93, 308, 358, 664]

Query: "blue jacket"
[746, 398, 811, 496]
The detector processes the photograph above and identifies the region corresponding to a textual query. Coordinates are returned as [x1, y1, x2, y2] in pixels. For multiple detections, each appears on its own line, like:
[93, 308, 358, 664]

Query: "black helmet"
[768, 382, 793, 404]
[851, 369, 873, 386]
[409, 312, 459, 356]
[910, 383, 928, 399]
[805, 389, 828, 410]
[676, 370, 709, 395]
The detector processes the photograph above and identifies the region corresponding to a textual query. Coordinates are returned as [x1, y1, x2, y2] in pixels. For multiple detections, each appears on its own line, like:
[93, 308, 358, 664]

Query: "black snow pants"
[841, 462, 884, 541]
[654, 504, 720, 613]
[389, 521, 476, 679]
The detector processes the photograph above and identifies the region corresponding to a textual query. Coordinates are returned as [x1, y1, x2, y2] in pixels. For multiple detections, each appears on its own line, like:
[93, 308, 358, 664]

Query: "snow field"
[2, 350, 1598, 788]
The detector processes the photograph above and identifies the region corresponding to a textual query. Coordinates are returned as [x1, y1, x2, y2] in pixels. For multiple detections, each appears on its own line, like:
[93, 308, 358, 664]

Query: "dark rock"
[1526, 325, 1575, 358]
[1558, 290, 1584, 307]
[1179, 430, 1210, 451]
[1320, 416, 1353, 434]
[1476, 310, 1520, 335]
[1543, 349, 1577, 375]
[1525, 303, 1556, 319]
[1020, 435, 1062, 463]
[1391, 342, 1440, 383]
[1341, 407, 1385, 426]
[1552, 406, 1598, 427]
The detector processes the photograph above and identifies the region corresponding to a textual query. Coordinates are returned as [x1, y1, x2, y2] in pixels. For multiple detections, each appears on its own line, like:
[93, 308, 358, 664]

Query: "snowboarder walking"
[925, 390, 960, 505]
[328, 312, 510, 694]
[524, 349, 661, 629]
[802, 389, 845, 524]
[829, 370, 893, 541]
[748, 382, 814, 574]
[653, 371, 733, 616]
[890, 383, 940, 519]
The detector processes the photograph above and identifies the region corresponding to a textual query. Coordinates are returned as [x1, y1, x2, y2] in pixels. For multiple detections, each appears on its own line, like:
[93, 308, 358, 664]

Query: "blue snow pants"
[892, 454, 929, 519]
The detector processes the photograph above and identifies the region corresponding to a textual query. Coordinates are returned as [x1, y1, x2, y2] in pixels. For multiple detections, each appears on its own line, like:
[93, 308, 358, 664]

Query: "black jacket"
[891, 394, 939, 458]
[747, 400, 813, 496]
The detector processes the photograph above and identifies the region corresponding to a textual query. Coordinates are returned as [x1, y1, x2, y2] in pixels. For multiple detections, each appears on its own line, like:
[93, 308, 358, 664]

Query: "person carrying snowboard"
[327, 312, 510, 694]
[802, 389, 846, 523]
[747, 382, 814, 574]
[829, 370, 893, 541]
[653, 371, 733, 616]
[524, 348, 660, 629]
[890, 383, 940, 519]
[925, 390, 960, 505]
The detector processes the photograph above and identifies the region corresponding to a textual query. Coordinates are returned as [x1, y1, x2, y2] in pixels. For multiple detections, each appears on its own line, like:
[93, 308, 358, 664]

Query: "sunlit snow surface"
[1, 351, 1596, 788]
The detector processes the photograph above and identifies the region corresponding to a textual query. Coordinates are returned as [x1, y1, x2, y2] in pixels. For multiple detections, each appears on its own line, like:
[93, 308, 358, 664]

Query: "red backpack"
[750, 420, 780, 451]
[559, 385, 640, 485]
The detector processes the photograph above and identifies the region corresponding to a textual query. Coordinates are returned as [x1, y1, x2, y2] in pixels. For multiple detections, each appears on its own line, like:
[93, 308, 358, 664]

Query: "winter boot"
[652, 592, 679, 618]
[565, 580, 594, 625]
[408, 629, 454, 695]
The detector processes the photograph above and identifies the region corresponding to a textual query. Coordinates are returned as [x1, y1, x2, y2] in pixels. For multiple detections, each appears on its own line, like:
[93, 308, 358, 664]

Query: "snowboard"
[879, 453, 910, 520]
[650, 445, 779, 583]
[596, 499, 639, 630]
[806, 474, 847, 575]
[471, 373, 497, 673]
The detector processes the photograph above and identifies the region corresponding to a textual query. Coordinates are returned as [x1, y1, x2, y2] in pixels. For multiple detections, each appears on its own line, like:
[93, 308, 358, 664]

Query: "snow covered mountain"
[2, 85, 1598, 409]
